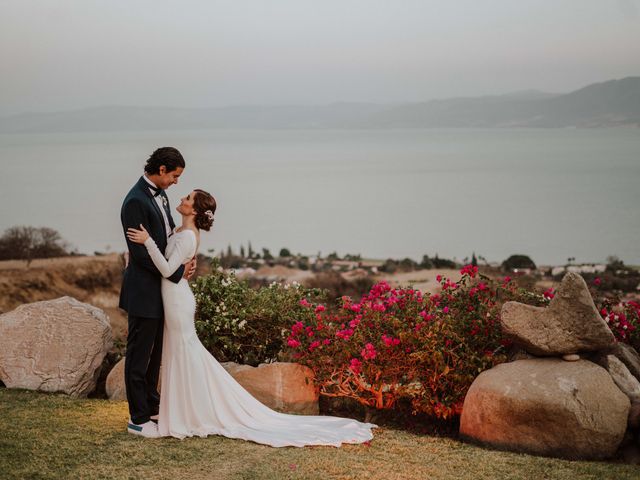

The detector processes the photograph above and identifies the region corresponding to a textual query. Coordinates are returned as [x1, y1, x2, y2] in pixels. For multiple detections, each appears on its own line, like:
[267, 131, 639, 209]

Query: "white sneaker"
[127, 420, 160, 438]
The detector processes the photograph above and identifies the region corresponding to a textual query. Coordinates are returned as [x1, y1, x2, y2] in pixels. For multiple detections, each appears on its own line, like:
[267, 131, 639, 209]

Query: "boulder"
[593, 354, 640, 402]
[501, 273, 615, 356]
[0, 296, 112, 397]
[107, 359, 319, 415]
[221, 362, 319, 415]
[105, 357, 126, 401]
[460, 358, 629, 460]
[629, 401, 640, 429]
[611, 342, 640, 383]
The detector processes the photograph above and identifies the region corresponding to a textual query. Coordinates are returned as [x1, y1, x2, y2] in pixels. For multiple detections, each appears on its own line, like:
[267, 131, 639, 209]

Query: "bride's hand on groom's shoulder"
[127, 224, 150, 244]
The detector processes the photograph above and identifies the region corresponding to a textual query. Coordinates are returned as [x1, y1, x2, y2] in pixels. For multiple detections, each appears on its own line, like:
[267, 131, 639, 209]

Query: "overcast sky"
[1, 0, 639, 115]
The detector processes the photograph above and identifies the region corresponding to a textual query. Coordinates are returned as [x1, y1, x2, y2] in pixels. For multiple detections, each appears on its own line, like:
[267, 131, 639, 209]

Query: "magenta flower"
[349, 358, 362, 374]
[361, 343, 377, 360]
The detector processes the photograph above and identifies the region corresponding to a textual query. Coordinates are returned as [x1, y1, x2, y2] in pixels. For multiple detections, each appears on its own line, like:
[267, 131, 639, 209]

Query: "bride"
[126, 188, 376, 447]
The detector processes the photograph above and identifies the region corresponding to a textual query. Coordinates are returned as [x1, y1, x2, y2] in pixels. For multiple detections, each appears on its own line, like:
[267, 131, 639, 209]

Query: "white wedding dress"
[143, 228, 376, 446]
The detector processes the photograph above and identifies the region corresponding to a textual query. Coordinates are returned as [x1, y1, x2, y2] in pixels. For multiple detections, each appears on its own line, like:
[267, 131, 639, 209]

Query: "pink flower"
[315, 305, 326, 313]
[593, 277, 602, 286]
[443, 306, 450, 314]
[336, 328, 354, 340]
[436, 275, 442, 282]
[323, 339, 331, 345]
[503, 276, 512, 283]
[287, 337, 301, 348]
[291, 321, 304, 336]
[460, 264, 478, 278]
[543, 288, 555, 300]
[299, 299, 311, 308]
[308, 340, 321, 352]
[382, 334, 401, 347]
[349, 358, 362, 374]
[361, 343, 377, 360]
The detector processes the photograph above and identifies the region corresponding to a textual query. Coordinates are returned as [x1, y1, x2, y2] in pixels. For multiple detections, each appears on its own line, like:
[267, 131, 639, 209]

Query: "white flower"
[238, 320, 247, 329]
[623, 325, 628, 330]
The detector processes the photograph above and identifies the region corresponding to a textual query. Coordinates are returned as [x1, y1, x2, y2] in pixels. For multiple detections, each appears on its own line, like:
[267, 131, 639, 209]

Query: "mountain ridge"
[1, 77, 638, 132]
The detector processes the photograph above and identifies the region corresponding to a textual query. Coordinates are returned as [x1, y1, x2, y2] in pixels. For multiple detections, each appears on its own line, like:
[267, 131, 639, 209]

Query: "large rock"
[460, 358, 629, 460]
[105, 357, 126, 401]
[593, 354, 640, 402]
[106, 359, 319, 415]
[611, 342, 640, 384]
[0, 296, 112, 397]
[501, 273, 615, 355]
[221, 362, 319, 415]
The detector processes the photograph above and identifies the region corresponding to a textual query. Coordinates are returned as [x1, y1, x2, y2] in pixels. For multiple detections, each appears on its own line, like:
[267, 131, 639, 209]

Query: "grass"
[0, 389, 637, 480]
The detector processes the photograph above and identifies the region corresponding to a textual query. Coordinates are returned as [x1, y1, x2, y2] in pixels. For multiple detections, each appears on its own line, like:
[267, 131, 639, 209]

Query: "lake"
[0, 128, 638, 265]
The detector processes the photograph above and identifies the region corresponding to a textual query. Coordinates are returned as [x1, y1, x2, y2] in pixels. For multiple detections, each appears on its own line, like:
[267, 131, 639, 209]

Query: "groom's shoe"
[127, 420, 160, 438]
[150, 414, 159, 424]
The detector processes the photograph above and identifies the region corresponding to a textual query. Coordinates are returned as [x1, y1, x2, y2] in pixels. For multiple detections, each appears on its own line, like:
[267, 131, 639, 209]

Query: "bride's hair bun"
[193, 189, 217, 231]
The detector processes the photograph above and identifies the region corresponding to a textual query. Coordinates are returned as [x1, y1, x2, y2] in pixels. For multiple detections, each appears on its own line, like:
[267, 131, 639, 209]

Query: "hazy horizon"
[1, 1, 640, 116]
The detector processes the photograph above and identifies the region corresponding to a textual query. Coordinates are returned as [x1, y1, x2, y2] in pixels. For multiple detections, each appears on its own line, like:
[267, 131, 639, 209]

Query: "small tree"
[262, 248, 274, 261]
[0, 226, 71, 265]
[502, 254, 536, 271]
[279, 247, 291, 258]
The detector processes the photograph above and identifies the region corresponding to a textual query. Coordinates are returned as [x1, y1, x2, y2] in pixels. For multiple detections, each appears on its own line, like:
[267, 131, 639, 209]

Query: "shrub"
[284, 265, 533, 420]
[0, 226, 71, 264]
[192, 263, 326, 366]
[502, 254, 536, 271]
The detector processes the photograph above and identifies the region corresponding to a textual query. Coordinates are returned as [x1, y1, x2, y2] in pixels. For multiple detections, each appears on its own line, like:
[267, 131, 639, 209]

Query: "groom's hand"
[183, 257, 197, 280]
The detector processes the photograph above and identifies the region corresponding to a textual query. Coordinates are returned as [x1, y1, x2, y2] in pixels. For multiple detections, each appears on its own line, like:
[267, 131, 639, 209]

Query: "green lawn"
[0, 389, 636, 480]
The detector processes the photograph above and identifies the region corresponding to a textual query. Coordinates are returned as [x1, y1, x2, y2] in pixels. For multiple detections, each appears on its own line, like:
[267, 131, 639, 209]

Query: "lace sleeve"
[143, 231, 195, 278]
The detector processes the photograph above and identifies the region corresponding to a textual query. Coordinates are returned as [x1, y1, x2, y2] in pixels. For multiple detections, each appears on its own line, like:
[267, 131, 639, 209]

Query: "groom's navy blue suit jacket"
[119, 176, 185, 318]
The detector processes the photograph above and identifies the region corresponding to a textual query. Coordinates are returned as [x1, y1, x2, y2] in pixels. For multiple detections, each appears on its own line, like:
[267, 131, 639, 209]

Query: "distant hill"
[1, 77, 638, 133]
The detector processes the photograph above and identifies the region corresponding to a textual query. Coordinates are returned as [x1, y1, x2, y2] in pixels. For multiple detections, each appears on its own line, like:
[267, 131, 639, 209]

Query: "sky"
[1, 0, 640, 115]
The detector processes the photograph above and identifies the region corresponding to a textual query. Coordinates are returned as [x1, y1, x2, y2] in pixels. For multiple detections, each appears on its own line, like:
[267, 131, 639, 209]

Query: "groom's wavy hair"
[144, 147, 185, 175]
[193, 189, 217, 232]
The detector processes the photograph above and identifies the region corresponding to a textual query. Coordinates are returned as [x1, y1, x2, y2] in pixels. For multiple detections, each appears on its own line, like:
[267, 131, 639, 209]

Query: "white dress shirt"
[143, 175, 172, 239]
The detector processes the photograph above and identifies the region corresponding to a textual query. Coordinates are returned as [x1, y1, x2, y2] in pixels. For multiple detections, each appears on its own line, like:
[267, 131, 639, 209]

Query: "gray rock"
[0, 296, 112, 397]
[501, 273, 615, 356]
[612, 342, 640, 384]
[460, 358, 629, 460]
[593, 354, 640, 402]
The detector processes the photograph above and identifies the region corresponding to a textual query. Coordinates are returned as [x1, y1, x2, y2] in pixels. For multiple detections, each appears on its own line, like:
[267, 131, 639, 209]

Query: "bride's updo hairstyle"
[193, 189, 217, 231]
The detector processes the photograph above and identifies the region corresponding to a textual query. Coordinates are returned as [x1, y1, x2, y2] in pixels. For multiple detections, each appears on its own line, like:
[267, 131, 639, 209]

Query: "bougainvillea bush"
[589, 276, 640, 348]
[191, 260, 640, 422]
[284, 266, 538, 419]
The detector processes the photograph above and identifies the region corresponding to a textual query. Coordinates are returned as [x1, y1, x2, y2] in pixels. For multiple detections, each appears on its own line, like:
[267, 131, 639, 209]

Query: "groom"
[119, 146, 196, 438]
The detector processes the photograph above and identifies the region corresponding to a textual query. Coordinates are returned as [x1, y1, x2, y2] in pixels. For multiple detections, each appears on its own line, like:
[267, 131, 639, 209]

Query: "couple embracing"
[119, 147, 376, 446]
